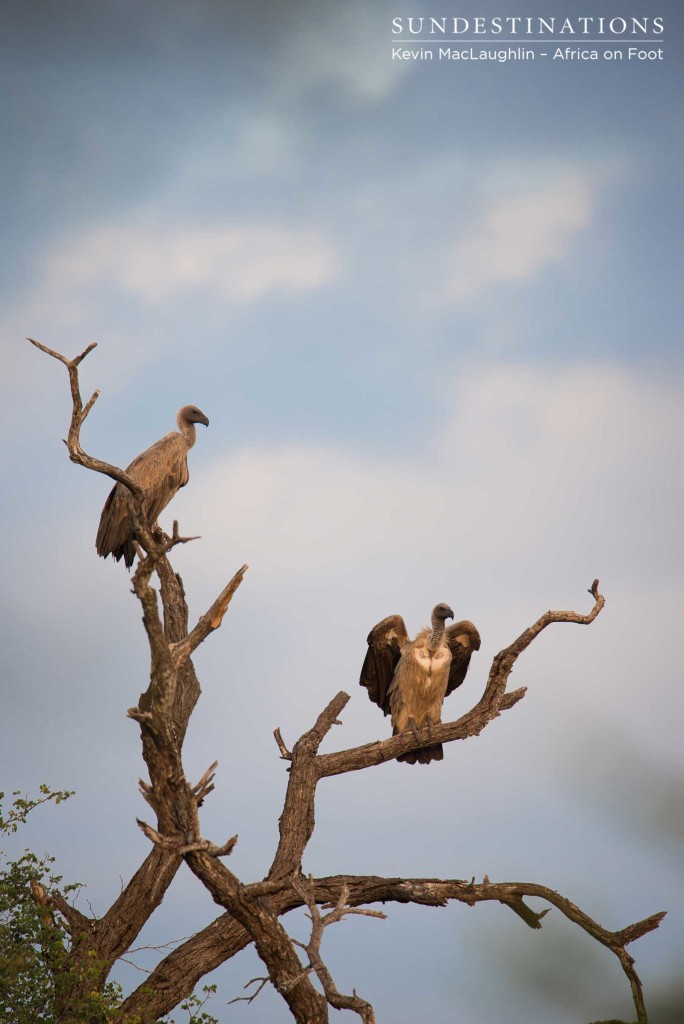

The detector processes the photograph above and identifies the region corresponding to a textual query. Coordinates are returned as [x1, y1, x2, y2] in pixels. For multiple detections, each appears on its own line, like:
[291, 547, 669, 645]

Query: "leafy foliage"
[163, 985, 219, 1024]
[1, 788, 73, 1022]
[0, 788, 219, 1024]
[0, 788, 122, 1024]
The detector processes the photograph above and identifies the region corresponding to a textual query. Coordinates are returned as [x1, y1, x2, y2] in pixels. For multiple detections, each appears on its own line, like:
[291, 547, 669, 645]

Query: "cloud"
[0, 214, 338, 411]
[433, 173, 594, 304]
[188, 361, 682, 582]
[45, 222, 336, 305]
[275, 2, 410, 102]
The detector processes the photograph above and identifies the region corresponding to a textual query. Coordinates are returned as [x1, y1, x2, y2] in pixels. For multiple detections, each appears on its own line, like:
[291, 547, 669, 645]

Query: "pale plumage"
[360, 605, 481, 764]
[96, 405, 209, 569]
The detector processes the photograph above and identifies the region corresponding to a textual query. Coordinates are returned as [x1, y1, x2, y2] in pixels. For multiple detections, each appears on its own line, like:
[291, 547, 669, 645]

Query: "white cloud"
[433, 173, 594, 304]
[0, 216, 337, 412]
[276, 3, 410, 102]
[188, 362, 682, 581]
[45, 222, 336, 305]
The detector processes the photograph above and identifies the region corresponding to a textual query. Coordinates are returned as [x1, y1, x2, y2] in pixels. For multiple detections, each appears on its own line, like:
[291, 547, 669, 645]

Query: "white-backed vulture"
[95, 405, 209, 569]
[360, 604, 481, 764]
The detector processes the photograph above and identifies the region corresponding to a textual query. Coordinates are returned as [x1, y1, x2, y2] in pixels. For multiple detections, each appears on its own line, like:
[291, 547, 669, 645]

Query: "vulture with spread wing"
[360, 604, 481, 764]
[95, 405, 209, 569]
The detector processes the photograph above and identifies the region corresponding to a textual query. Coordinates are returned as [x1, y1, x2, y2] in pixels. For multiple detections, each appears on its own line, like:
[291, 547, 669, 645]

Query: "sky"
[1, 1, 682, 1021]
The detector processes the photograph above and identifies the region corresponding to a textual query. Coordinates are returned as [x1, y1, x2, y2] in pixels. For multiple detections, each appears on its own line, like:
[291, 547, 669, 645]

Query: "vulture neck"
[428, 614, 446, 653]
[176, 414, 197, 449]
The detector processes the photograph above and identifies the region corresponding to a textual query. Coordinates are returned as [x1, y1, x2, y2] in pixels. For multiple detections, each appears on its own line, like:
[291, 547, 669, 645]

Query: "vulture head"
[178, 405, 210, 428]
[432, 603, 455, 622]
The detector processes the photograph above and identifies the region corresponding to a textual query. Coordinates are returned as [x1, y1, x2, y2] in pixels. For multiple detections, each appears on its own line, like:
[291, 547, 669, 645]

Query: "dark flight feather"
[359, 614, 409, 715]
[445, 620, 481, 696]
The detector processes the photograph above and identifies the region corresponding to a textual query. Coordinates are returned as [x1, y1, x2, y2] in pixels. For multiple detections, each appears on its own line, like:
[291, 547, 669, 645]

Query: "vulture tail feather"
[397, 743, 443, 765]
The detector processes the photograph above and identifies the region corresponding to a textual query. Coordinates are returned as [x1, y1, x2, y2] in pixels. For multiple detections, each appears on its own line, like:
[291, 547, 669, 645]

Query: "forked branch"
[27, 337, 144, 502]
[289, 876, 385, 1024]
[122, 869, 664, 1024]
[170, 563, 249, 668]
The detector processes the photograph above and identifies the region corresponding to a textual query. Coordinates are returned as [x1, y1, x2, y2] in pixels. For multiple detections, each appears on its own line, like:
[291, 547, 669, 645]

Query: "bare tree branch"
[274, 726, 293, 760]
[181, 849, 331, 1023]
[123, 869, 664, 1023]
[227, 975, 271, 1007]
[95, 854, 186, 964]
[159, 520, 201, 554]
[269, 692, 350, 879]
[28, 338, 144, 502]
[170, 563, 249, 669]
[314, 686, 526, 779]
[136, 818, 238, 857]
[289, 876, 384, 1023]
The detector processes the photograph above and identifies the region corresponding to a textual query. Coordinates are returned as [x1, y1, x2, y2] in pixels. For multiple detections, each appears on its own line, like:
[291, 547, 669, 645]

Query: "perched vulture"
[360, 604, 481, 764]
[95, 405, 209, 569]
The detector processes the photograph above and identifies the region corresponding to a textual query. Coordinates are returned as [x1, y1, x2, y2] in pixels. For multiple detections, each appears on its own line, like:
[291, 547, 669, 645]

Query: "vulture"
[360, 604, 481, 764]
[95, 405, 209, 569]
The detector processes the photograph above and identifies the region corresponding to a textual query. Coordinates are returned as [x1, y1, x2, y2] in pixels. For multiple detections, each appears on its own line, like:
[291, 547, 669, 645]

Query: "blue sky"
[1, 2, 682, 1022]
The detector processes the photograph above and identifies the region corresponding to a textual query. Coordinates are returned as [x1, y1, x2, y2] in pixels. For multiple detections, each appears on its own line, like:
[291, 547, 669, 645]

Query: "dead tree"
[27, 337, 666, 1024]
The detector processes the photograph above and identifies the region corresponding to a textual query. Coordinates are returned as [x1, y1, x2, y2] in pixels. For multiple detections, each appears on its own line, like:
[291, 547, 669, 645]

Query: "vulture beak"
[198, 413, 210, 427]
[445, 607, 454, 620]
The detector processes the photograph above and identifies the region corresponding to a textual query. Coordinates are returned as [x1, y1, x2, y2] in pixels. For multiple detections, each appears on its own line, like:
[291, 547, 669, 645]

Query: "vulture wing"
[96, 432, 189, 568]
[445, 619, 481, 696]
[95, 485, 137, 568]
[131, 433, 190, 525]
[359, 614, 409, 715]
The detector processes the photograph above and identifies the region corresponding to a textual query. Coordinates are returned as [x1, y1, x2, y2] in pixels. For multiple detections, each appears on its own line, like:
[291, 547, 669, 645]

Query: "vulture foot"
[407, 718, 421, 742]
